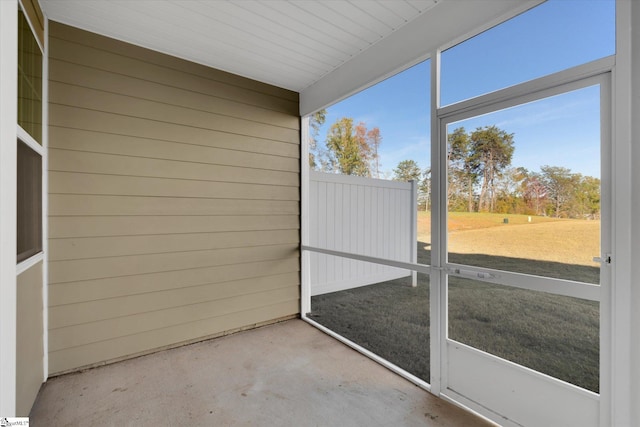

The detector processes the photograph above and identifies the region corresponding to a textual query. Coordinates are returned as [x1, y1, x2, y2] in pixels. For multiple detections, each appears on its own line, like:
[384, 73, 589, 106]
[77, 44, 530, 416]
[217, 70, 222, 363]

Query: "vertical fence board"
[309, 171, 416, 295]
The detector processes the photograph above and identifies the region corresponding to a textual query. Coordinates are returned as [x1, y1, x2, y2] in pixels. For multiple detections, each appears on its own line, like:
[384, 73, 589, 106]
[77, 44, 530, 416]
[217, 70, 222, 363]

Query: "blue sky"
[316, 0, 615, 179]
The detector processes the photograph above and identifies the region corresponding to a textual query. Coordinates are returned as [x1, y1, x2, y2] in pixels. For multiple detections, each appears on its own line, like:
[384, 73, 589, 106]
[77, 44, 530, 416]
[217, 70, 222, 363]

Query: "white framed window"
[16, 4, 44, 269]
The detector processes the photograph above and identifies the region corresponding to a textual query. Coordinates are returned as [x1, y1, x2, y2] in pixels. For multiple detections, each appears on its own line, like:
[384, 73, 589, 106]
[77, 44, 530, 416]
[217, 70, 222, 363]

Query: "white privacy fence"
[309, 171, 417, 296]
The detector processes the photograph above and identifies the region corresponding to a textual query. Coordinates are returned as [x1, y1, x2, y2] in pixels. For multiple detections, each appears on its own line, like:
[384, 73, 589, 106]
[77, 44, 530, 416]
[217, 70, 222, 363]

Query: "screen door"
[438, 74, 610, 427]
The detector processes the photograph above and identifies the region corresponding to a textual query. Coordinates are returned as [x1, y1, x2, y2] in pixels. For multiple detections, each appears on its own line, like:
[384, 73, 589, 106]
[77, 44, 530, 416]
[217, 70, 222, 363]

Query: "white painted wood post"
[300, 116, 311, 316]
[410, 179, 418, 287]
[0, 0, 18, 416]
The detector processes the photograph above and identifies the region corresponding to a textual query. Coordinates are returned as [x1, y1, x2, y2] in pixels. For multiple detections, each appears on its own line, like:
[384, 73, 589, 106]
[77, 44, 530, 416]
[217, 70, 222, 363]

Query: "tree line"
[309, 112, 599, 220]
[446, 126, 600, 219]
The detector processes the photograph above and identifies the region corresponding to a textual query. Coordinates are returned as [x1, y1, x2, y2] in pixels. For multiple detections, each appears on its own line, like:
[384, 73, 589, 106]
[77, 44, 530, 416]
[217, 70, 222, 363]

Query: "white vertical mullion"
[300, 116, 311, 316]
[429, 50, 443, 395]
[630, 2, 640, 425]
[410, 179, 417, 286]
[598, 72, 613, 427]
[608, 1, 633, 425]
[42, 14, 49, 382]
[0, 0, 18, 416]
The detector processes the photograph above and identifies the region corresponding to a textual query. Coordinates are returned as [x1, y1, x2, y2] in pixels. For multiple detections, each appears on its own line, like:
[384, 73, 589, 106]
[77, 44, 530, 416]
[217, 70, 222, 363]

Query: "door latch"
[593, 254, 612, 265]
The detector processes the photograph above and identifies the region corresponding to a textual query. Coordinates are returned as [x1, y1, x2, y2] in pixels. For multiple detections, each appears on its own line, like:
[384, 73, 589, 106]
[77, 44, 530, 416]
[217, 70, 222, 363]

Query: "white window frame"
[16, 124, 44, 274]
[16, 0, 45, 267]
[15, 0, 49, 383]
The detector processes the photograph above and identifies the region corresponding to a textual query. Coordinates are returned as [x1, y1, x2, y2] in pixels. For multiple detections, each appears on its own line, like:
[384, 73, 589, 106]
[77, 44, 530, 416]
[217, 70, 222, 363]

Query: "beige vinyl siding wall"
[16, 261, 44, 416]
[47, 22, 300, 374]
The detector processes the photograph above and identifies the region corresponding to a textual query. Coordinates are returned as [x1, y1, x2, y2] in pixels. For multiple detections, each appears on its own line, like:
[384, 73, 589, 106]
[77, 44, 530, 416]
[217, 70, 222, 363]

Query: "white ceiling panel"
[177, 2, 337, 70]
[288, 1, 381, 47]
[323, 2, 394, 37]
[225, 2, 354, 65]
[40, 0, 438, 91]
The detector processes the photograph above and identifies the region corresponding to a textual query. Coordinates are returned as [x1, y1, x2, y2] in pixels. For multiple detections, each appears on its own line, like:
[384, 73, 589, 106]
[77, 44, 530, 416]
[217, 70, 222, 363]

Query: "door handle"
[447, 267, 497, 280]
[592, 254, 612, 265]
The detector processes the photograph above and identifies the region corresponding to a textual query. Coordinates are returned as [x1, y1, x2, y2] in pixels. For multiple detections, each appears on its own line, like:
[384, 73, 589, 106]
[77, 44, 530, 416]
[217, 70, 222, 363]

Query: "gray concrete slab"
[30, 320, 494, 426]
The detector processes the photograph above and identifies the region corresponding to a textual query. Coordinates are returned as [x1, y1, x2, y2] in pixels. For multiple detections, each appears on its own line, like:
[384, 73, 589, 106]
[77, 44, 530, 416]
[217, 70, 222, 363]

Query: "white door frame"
[432, 58, 613, 427]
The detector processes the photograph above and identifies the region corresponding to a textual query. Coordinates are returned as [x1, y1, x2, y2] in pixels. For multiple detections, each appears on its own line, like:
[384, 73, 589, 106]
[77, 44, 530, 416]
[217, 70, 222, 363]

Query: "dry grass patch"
[417, 211, 562, 239]
[419, 212, 599, 269]
[449, 220, 600, 267]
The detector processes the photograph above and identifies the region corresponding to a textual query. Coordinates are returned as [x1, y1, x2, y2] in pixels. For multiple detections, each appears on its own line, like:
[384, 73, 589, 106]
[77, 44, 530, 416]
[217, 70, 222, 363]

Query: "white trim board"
[16, 252, 43, 276]
[608, 1, 635, 425]
[630, 1, 640, 424]
[42, 14, 49, 382]
[0, 0, 18, 416]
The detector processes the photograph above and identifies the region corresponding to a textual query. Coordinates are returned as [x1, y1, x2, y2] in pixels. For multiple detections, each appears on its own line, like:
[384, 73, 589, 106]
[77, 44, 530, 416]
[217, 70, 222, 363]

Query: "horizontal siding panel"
[50, 272, 299, 329]
[49, 123, 299, 160]
[49, 171, 299, 200]
[49, 36, 298, 113]
[48, 22, 300, 374]
[50, 59, 299, 129]
[49, 286, 298, 351]
[49, 299, 299, 374]
[49, 195, 298, 217]
[49, 113, 299, 170]
[49, 149, 298, 187]
[49, 215, 299, 239]
[49, 258, 300, 306]
[49, 244, 299, 284]
[49, 229, 300, 261]
[50, 81, 299, 143]
[51, 23, 298, 102]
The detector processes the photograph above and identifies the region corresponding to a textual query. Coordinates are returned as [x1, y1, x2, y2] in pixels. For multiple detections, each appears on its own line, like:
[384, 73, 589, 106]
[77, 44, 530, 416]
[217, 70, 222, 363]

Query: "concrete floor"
[30, 320, 494, 426]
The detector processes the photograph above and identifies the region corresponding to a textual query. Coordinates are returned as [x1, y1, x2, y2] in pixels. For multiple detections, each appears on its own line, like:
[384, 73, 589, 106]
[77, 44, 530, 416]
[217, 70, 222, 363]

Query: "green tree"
[325, 117, 370, 176]
[540, 165, 579, 218]
[574, 175, 601, 219]
[447, 127, 478, 212]
[419, 167, 432, 211]
[393, 159, 422, 182]
[522, 171, 547, 215]
[394, 160, 431, 211]
[495, 167, 528, 214]
[469, 126, 515, 212]
[308, 109, 327, 170]
[355, 122, 373, 172]
[367, 127, 382, 178]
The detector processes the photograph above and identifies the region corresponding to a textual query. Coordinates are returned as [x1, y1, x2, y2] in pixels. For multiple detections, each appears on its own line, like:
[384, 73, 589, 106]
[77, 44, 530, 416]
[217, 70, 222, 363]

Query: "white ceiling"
[41, 0, 439, 92]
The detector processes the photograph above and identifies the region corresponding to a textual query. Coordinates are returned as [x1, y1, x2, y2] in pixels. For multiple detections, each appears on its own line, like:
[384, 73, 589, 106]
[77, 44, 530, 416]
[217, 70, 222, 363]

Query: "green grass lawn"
[309, 273, 430, 382]
[448, 277, 598, 393]
[310, 213, 600, 393]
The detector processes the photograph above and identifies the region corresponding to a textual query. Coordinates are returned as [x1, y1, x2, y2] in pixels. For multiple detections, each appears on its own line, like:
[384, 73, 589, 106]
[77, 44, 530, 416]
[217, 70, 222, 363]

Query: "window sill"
[17, 251, 43, 275]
